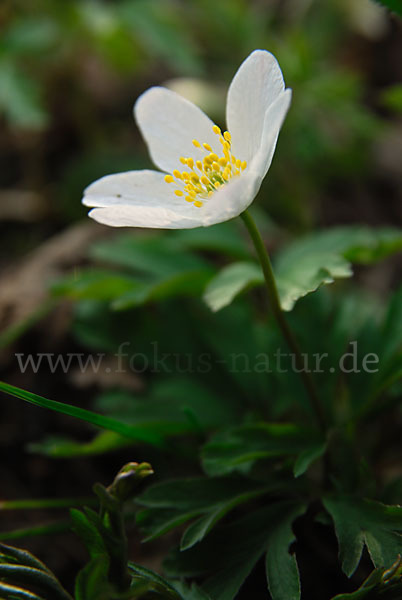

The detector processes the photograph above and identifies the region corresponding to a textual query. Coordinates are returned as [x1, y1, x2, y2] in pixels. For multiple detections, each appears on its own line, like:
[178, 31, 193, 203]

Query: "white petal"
[198, 171, 261, 226]
[83, 169, 260, 229]
[249, 89, 292, 180]
[83, 170, 184, 208]
[83, 170, 205, 228]
[226, 50, 285, 165]
[134, 87, 222, 174]
[88, 205, 204, 229]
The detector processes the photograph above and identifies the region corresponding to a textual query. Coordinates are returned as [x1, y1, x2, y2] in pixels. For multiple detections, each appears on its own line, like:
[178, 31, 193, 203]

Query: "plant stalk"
[241, 210, 326, 432]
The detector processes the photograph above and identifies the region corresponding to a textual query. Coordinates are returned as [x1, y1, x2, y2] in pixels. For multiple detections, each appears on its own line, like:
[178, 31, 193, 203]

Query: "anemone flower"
[82, 50, 292, 229]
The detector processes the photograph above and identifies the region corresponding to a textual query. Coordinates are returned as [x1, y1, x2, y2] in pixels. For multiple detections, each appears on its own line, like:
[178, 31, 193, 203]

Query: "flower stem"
[240, 210, 326, 432]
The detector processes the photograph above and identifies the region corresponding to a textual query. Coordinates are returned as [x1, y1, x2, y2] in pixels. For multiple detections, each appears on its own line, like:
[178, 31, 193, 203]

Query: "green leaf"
[374, 0, 402, 17]
[136, 476, 269, 545]
[112, 268, 212, 310]
[165, 502, 305, 600]
[0, 381, 165, 447]
[203, 262, 263, 312]
[75, 555, 110, 600]
[205, 227, 402, 313]
[293, 441, 327, 478]
[90, 234, 208, 278]
[324, 496, 402, 577]
[70, 509, 108, 559]
[174, 221, 251, 259]
[265, 505, 304, 600]
[28, 431, 131, 458]
[128, 563, 182, 599]
[0, 543, 72, 600]
[202, 423, 324, 476]
[331, 556, 402, 599]
[51, 269, 139, 301]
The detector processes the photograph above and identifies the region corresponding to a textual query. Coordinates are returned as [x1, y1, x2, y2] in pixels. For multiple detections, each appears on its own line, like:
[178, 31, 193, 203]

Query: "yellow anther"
[168, 127, 245, 208]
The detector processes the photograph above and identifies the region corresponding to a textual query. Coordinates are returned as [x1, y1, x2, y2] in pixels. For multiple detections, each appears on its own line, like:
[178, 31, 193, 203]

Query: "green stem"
[241, 210, 326, 432]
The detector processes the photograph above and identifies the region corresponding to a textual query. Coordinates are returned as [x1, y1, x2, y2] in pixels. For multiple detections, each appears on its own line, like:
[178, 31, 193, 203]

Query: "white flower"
[82, 50, 292, 229]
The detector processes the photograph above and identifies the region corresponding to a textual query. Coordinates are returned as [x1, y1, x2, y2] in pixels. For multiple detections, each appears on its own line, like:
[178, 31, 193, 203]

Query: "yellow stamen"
[164, 125, 247, 208]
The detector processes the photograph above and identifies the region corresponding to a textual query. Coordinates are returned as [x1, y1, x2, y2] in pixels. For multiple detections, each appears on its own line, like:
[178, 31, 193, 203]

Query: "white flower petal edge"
[84, 169, 260, 229]
[250, 88, 292, 180]
[134, 87, 222, 174]
[227, 50, 285, 166]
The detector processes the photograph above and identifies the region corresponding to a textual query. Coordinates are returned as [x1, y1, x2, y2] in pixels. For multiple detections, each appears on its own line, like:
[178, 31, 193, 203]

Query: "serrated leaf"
[205, 227, 402, 313]
[136, 476, 269, 545]
[164, 502, 305, 600]
[324, 496, 402, 577]
[265, 505, 305, 600]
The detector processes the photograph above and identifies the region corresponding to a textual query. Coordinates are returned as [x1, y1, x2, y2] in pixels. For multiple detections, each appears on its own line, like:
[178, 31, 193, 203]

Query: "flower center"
[164, 125, 247, 208]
